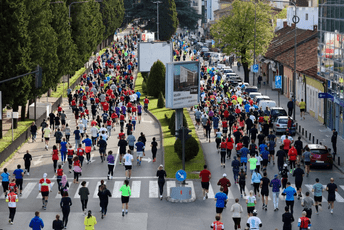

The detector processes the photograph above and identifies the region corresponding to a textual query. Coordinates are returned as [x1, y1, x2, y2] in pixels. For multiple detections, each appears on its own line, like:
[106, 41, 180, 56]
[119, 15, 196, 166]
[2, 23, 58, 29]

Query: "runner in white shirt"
[122, 150, 134, 179]
[280, 134, 293, 143]
[247, 210, 262, 230]
[90, 126, 99, 150]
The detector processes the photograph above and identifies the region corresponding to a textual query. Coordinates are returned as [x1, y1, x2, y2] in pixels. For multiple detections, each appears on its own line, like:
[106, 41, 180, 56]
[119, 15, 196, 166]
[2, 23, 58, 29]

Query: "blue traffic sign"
[318, 93, 333, 99]
[176, 170, 187, 182]
[252, 64, 259, 73]
[211, 40, 215, 45]
[275, 75, 282, 89]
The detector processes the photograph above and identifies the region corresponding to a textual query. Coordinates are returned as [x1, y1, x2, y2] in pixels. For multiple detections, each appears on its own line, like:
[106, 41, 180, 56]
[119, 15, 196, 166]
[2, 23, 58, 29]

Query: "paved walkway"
[232, 62, 344, 172]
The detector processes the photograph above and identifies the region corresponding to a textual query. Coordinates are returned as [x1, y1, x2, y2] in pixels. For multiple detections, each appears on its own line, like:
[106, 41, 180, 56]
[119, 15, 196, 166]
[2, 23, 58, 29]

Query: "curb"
[146, 110, 164, 167]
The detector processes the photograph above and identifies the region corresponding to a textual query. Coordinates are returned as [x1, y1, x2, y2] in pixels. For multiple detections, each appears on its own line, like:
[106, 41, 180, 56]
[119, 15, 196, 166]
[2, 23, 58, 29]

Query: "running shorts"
[216, 207, 224, 214]
[125, 165, 132, 170]
[314, 196, 322, 202]
[121, 196, 129, 203]
[201, 182, 210, 190]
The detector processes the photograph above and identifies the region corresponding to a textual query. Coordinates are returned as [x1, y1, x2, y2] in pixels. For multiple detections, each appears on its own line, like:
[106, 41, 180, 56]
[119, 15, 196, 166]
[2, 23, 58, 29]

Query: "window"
[306, 13, 308, 20]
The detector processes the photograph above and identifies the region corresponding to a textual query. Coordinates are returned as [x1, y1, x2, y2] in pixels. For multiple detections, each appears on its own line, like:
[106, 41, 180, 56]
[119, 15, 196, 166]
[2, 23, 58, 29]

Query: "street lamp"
[271, 1, 299, 121]
[153, 1, 162, 40]
[253, 0, 257, 86]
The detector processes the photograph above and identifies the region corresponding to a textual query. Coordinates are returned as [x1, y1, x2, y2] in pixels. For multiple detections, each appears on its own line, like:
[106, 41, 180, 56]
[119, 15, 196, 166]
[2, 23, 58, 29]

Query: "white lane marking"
[335, 186, 344, 203]
[167, 181, 176, 197]
[74, 182, 89, 199]
[305, 184, 327, 202]
[149, 180, 159, 198]
[22, 182, 37, 199]
[22, 176, 158, 181]
[131, 181, 141, 198]
[112, 181, 122, 198]
[37, 182, 55, 199]
[208, 183, 215, 199]
[93, 181, 106, 198]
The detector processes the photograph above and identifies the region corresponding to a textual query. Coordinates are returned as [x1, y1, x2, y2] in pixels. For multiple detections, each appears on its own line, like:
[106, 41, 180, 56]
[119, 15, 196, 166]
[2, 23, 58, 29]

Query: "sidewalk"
[233, 62, 344, 172]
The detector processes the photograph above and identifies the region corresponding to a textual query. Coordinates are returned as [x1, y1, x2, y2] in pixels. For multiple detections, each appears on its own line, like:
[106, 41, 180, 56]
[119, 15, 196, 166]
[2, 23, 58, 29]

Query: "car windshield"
[310, 149, 328, 155]
[278, 119, 288, 124]
[224, 69, 233, 73]
[272, 110, 287, 116]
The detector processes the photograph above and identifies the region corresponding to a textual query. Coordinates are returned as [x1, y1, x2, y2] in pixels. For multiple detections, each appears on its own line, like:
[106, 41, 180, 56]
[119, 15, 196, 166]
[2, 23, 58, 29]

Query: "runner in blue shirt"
[137, 104, 142, 124]
[1, 168, 10, 196]
[282, 182, 297, 214]
[135, 141, 145, 166]
[13, 165, 24, 195]
[239, 147, 249, 172]
[260, 147, 270, 171]
[102, 112, 109, 123]
[82, 135, 93, 164]
[60, 138, 68, 163]
[244, 103, 251, 113]
[214, 187, 228, 219]
[212, 115, 220, 135]
[268, 139, 276, 165]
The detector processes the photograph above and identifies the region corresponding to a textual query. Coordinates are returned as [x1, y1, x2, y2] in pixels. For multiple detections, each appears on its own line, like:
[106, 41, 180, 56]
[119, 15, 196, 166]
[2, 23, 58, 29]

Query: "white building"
[286, 6, 318, 30]
[206, 0, 220, 21]
[191, 0, 202, 32]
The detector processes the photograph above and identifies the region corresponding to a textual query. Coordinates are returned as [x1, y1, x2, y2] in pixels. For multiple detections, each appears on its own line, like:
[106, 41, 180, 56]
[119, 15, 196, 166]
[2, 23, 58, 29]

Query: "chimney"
[283, 21, 288, 28]
[313, 25, 318, 31]
[291, 23, 296, 29]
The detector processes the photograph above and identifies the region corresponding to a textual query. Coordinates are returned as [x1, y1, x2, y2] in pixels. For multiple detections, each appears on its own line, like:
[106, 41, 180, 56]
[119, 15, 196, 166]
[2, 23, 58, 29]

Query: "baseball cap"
[223, 173, 227, 177]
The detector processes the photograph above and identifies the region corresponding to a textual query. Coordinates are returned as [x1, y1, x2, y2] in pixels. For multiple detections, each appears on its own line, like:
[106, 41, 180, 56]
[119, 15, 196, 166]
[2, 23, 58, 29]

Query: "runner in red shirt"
[143, 97, 149, 112]
[199, 165, 211, 200]
[102, 101, 109, 112]
[76, 144, 85, 167]
[67, 145, 74, 173]
[39, 173, 52, 210]
[211, 215, 224, 229]
[55, 165, 63, 192]
[73, 156, 82, 184]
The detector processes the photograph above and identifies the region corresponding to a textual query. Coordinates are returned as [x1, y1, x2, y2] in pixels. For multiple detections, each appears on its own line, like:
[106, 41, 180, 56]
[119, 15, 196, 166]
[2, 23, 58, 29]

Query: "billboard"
[138, 42, 173, 72]
[165, 61, 200, 109]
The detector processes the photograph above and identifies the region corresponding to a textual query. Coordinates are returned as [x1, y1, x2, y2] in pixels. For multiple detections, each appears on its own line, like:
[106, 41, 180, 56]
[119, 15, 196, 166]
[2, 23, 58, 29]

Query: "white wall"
[206, 0, 220, 21]
[276, 19, 287, 31]
[191, 0, 202, 32]
[287, 7, 318, 30]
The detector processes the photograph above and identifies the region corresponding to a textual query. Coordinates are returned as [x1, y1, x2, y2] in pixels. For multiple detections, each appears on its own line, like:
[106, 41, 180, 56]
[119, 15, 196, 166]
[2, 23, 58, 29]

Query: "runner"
[302, 146, 311, 177]
[29, 211, 44, 230]
[52, 145, 59, 173]
[301, 191, 314, 219]
[60, 191, 72, 228]
[282, 206, 294, 230]
[220, 138, 227, 167]
[30, 122, 37, 142]
[282, 182, 297, 214]
[246, 210, 262, 230]
[297, 211, 311, 229]
[98, 184, 112, 219]
[97, 136, 107, 162]
[326, 177, 338, 214]
[76, 144, 85, 167]
[43, 125, 51, 151]
[210, 215, 224, 230]
[151, 137, 158, 162]
[6, 188, 18, 225]
[23, 150, 32, 176]
[67, 145, 74, 173]
[238, 169, 247, 197]
[84, 210, 97, 229]
[38, 173, 52, 210]
[59, 175, 69, 195]
[199, 165, 211, 200]
[73, 156, 82, 184]
[118, 135, 128, 164]
[312, 178, 324, 214]
[52, 214, 64, 230]
[251, 169, 262, 196]
[231, 156, 240, 183]
[107, 150, 115, 180]
[281, 164, 289, 189]
[214, 187, 228, 220]
[1, 168, 10, 197]
[13, 164, 24, 196]
[123, 150, 134, 179]
[78, 181, 90, 215]
[120, 179, 131, 216]
[60, 138, 68, 164]
[246, 191, 256, 218]
[55, 165, 63, 192]
[40, 119, 48, 142]
[135, 138, 145, 166]
[230, 198, 243, 230]
[260, 172, 270, 210]
[294, 136, 303, 164]
[156, 165, 167, 200]
[270, 174, 281, 211]
[293, 164, 305, 199]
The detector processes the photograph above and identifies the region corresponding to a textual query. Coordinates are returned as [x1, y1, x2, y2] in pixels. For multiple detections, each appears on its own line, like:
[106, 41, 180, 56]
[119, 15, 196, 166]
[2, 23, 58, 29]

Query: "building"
[318, 1, 344, 136]
[206, 0, 220, 21]
[191, 0, 202, 32]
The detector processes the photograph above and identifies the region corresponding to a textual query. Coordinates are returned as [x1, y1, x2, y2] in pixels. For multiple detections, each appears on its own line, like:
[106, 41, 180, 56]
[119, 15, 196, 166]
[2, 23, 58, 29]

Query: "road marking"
[185, 180, 196, 200]
[89, 154, 96, 163]
[334, 186, 344, 202]
[93, 181, 106, 198]
[291, 184, 305, 198]
[21, 176, 158, 181]
[74, 182, 89, 199]
[37, 182, 55, 199]
[208, 183, 215, 199]
[149, 180, 159, 198]
[131, 181, 141, 198]
[32, 156, 43, 166]
[167, 181, 176, 197]
[112, 181, 122, 198]
[141, 157, 152, 163]
[22, 182, 37, 199]
[305, 184, 327, 202]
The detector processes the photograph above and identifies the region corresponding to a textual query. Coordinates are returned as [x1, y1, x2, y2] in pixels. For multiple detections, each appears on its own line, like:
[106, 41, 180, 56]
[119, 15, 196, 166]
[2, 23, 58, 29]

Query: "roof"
[308, 144, 327, 150]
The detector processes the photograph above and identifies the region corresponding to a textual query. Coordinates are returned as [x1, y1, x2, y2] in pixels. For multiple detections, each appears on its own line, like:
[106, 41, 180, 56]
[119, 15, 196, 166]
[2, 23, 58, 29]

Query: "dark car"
[269, 107, 287, 124]
[307, 144, 333, 169]
[203, 52, 212, 61]
[245, 86, 258, 94]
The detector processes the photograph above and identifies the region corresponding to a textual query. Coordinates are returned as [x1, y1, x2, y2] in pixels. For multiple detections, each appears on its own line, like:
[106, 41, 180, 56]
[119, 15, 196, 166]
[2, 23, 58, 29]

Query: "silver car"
[272, 116, 292, 134]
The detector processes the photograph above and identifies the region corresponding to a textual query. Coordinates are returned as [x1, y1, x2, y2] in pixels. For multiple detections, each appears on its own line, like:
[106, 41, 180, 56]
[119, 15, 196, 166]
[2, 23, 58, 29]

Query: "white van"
[255, 95, 271, 104]
[249, 92, 261, 99]
[258, 100, 277, 109]
[211, 53, 223, 63]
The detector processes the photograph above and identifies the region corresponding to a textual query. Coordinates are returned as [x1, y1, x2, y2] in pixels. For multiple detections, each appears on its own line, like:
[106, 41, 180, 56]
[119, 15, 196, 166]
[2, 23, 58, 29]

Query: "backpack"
[300, 217, 309, 228]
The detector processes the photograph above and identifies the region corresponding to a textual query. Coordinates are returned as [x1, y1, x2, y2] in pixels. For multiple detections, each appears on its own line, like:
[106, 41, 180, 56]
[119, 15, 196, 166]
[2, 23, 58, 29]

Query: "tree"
[175, 0, 201, 30]
[157, 91, 165, 108]
[147, 60, 166, 98]
[0, 0, 32, 125]
[50, 0, 77, 81]
[159, 0, 178, 41]
[174, 136, 199, 161]
[211, 0, 274, 83]
[100, 0, 125, 38]
[168, 111, 187, 135]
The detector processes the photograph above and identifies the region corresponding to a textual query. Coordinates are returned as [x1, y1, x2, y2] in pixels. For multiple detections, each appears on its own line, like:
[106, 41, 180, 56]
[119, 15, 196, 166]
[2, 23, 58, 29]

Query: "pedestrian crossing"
[1, 181, 344, 202]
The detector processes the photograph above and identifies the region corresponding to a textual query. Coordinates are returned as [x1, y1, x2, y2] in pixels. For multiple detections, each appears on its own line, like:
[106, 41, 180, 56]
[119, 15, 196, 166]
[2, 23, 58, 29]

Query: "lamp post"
[153, 1, 162, 40]
[271, 1, 298, 121]
[253, 0, 257, 86]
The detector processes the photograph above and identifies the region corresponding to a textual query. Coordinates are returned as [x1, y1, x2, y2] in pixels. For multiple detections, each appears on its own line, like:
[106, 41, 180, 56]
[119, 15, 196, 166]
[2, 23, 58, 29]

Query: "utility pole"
[153, 1, 162, 40]
[253, 0, 257, 86]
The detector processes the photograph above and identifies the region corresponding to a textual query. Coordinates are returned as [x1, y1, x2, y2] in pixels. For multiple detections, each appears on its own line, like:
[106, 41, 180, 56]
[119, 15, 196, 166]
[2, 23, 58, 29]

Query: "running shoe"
[122, 211, 125, 216]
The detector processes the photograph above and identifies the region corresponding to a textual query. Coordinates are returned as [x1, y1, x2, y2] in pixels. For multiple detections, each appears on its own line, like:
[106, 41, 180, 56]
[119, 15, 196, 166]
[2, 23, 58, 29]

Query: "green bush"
[142, 81, 147, 94]
[174, 137, 199, 161]
[141, 72, 149, 81]
[147, 60, 166, 98]
[168, 111, 188, 135]
[157, 91, 165, 108]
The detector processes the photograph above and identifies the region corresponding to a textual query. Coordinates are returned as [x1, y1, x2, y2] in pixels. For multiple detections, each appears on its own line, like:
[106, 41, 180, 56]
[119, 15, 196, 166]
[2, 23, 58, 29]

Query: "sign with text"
[275, 75, 282, 89]
[165, 61, 200, 109]
[318, 93, 333, 99]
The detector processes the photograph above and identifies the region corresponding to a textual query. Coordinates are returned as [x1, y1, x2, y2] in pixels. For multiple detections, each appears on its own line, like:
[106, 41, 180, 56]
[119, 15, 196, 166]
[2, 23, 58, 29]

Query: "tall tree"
[0, 0, 32, 124]
[100, 0, 125, 38]
[211, 0, 274, 82]
[71, 0, 105, 67]
[50, 0, 77, 80]
[159, 0, 178, 41]
[25, 0, 59, 102]
[175, 0, 201, 30]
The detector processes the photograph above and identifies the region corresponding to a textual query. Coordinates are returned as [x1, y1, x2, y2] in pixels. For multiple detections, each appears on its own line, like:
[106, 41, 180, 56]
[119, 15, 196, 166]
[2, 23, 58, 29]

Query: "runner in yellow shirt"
[299, 99, 306, 120]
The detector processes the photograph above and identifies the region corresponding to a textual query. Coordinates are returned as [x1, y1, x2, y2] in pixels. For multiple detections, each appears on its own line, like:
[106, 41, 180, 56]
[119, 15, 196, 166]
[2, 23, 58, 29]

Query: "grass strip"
[0, 120, 33, 153]
[135, 73, 205, 179]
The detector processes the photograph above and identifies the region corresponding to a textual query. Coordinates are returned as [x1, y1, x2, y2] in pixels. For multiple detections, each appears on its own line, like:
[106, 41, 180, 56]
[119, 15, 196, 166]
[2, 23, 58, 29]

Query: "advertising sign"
[138, 42, 173, 72]
[165, 61, 200, 109]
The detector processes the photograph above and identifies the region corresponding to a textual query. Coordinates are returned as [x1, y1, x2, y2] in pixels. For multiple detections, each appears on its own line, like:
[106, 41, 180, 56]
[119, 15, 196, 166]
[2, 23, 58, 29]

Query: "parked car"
[211, 53, 223, 63]
[203, 52, 213, 61]
[217, 63, 226, 70]
[258, 100, 276, 109]
[307, 144, 333, 169]
[269, 107, 288, 123]
[245, 86, 258, 94]
[272, 116, 295, 135]
[255, 95, 271, 104]
[222, 67, 234, 74]
[249, 92, 262, 99]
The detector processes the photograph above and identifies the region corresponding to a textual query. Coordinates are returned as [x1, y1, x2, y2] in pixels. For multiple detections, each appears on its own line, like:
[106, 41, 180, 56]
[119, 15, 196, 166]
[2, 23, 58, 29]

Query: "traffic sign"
[252, 64, 259, 73]
[318, 93, 333, 99]
[275, 75, 282, 89]
[176, 169, 187, 182]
